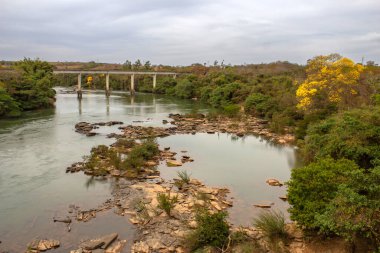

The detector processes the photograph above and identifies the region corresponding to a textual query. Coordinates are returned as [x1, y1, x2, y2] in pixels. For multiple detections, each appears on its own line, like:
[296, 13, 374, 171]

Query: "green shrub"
[222, 104, 240, 117]
[208, 82, 244, 108]
[301, 107, 380, 168]
[0, 85, 21, 117]
[244, 93, 273, 117]
[157, 192, 178, 217]
[315, 167, 380, 246]
[123, 139, 159, 171]
[252, 210, 287, 239]
[175, 79, 195, 99]
[186, 210, 229, 250]
[287, 158, 358, 229]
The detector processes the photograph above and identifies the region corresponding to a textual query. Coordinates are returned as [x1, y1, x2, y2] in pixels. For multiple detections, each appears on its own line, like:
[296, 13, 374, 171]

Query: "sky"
[0, 0, 379, 65]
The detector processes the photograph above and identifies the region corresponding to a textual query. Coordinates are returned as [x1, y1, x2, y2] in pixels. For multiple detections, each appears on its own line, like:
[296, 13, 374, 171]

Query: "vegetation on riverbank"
[0, 58, 55, 118]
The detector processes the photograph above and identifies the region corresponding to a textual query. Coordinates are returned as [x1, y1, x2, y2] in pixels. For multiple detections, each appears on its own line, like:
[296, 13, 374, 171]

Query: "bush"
[287, 158, 358, 229]
[244, 92, 273, 117]
[222, 104, 240, 117]
[175, 78, 195, 99]
[287, 157, 380, 248]
[301, 107, 380, 168]
[315, 167, 380, 246]
[0, 85, 21, 117]
[157, 192, 178, 217]
[208, 82, 244, 108]
[186, 210, 229, 250]
[155, 77, 177, 94]
[253, 210, 287, 239]
[12, 58, 55, 111]
[112, 138, 136, 149]
[123, 139, 159, 171]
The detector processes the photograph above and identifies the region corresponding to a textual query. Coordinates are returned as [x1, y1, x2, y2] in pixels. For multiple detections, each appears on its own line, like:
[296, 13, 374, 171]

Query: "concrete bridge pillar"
[105, 73, 110, 96]
[153, 74, 157, 90]
[131, 74, 135, 95]
[173, 74, 177, 79]
[77, 73, 82, 99]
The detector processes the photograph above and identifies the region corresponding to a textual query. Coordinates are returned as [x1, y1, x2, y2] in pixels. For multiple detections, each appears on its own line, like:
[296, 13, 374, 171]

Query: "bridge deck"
[53, 70, 177, 75]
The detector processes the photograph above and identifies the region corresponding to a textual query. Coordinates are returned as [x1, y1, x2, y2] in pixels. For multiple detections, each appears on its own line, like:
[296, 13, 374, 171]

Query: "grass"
[177, 170, 191, 184]
[157, 192, 178, 217]
[252, 210, 287, 239]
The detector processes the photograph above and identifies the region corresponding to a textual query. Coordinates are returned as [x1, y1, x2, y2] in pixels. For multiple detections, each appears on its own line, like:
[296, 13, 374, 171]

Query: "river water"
[0, 89, 298, 252]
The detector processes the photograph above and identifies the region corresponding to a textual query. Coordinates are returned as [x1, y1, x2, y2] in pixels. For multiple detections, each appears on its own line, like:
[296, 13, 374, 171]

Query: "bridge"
[53, 70, 178, 98]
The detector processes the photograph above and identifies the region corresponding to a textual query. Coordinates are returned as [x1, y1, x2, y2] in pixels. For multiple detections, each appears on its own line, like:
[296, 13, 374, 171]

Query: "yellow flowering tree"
[296, 54, 364, 111]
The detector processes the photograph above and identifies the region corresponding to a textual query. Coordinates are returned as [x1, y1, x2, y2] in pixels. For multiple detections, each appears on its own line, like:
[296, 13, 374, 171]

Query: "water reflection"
[78, 98, 82, 115]
[85, 176, 108, 189]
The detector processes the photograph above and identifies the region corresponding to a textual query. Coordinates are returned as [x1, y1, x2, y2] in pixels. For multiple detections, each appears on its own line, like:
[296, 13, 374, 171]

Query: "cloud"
[0, 0, 379, 64]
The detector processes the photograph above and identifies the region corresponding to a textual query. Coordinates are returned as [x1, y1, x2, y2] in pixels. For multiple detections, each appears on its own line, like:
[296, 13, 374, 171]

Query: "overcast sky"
[0, 0, 379, 65]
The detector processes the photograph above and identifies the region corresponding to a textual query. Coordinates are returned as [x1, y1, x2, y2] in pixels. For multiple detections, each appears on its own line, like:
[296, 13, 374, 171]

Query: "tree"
[0, 83, 21, 117]
[123, 60, 132, 70]
[133, 59, 142, 70]
[288, 158, 380, 248]
[144, 61, 151, 70]
[174, 78, 195, 99]
[296, 54, 364, 111]
[287, 158, 357, 229]
[301, 107, 380, 168]
[12, 58, 55, 110]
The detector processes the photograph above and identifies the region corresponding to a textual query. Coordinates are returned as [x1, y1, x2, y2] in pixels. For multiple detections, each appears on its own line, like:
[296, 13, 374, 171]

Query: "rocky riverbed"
[75, 113, 295, 145]
[18, 113, 318, 253]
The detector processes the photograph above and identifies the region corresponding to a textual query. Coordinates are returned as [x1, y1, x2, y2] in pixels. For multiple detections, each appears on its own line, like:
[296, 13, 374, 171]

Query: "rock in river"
[27, 239, 60, 251]
[79, 233, 118, 250]
[266, 178, 283, 186]
[166, 159, 182, 167]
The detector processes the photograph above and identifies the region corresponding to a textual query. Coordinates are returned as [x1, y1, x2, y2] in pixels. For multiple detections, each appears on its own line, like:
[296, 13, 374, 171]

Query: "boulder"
[79, 233, 118, 250]
[166, 160, 182, 167]
[28, 239, 60, 251]
[253, 202, 274, 208]
[105, 240, 127, 253]
[266, 178, 283, 186]
[131, 241, 150, 253]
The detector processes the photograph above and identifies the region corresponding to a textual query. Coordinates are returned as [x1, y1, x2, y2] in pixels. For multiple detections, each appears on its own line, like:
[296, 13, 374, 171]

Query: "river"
[0, 89, 298, 252]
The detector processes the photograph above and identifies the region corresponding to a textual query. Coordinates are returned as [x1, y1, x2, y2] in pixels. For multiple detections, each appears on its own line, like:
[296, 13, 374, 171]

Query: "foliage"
[301, 107, 380, 168]
[315, 167, 380, 246]
[123, 139, 159, 171]
[222, 104, 240, 117]
[0, 83, 21, 117]
[244, 93, 273, 117]
[12, 58, 56, 110]
[175, 78, 195, 99]
[296, 54, 364, 111]
[0, 59, 55, 118]
[177, 170, 191, 184]
[157, 192, 178, 217]
[253, 210, 287, 239]
[112, 138, 136, 149]
[154, 77, 177, 94]
[208, 82, 249, 108]
[287, 158, 358, 229]
[288, 157, 380, 247]
[186, 210, 229, 250]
